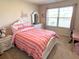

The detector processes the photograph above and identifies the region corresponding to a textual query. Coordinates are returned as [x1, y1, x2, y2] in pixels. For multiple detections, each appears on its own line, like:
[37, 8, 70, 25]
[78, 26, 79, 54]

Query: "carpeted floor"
[0, 35, 79, 59]
[0, 47, 33, 59]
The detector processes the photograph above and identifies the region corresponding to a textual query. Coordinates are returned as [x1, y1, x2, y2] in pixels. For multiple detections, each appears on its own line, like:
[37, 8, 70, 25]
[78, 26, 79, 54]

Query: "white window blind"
[46, 6, 73, 28]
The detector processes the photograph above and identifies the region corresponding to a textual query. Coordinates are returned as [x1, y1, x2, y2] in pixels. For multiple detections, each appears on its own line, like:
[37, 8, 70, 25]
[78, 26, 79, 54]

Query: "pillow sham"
[11, 24, 23, 33]
[11, 19, 32, 33]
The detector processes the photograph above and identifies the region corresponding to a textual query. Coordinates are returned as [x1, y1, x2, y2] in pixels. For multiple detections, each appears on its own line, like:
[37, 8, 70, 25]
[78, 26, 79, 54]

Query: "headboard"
[11, 20, 19, 25]
[7, 12, 32, 35]
[5, 20, 19, 35]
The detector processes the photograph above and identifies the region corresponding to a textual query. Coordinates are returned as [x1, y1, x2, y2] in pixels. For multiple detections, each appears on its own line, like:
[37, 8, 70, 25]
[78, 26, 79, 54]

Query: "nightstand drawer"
[1, 39, 11, 47]
[0, 35, 12, 54]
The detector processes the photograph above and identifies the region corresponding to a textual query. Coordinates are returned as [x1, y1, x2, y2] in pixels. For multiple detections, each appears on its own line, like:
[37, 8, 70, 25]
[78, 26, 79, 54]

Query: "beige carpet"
[0, 47, 33, 59]
[0, 36, 79, 59]
[48, 42, 79, 59]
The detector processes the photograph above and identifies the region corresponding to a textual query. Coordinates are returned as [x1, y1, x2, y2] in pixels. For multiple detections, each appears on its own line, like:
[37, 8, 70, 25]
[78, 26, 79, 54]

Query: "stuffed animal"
[0, 28, 6, 38]
[0, 30, 2, 38]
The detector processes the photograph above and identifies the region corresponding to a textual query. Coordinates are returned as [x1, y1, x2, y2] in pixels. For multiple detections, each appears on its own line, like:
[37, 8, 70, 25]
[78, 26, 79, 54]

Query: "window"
[46, 6, 73, 28]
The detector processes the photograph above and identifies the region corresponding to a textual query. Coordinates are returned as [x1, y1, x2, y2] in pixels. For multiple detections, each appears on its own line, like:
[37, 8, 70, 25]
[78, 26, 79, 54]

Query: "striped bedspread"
[12, 28, 56, 59]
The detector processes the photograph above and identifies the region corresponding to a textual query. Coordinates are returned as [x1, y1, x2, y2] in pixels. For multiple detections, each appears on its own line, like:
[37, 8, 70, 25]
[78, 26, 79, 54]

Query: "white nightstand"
[33, 24, 42, 29]
[0, 35, 13, 54]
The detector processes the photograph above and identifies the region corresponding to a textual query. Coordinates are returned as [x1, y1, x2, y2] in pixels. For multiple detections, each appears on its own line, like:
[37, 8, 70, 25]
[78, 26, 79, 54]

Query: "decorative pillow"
[11, 18, 32, 33]
[23, 22, 32, 28]
[11, 24, 23, 33]
[20, 26, 34, 32]
[14, 24, 23, 29]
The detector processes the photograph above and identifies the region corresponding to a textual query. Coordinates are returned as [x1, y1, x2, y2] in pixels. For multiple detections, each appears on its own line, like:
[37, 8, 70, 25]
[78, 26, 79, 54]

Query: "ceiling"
[24, 0, 65, 5]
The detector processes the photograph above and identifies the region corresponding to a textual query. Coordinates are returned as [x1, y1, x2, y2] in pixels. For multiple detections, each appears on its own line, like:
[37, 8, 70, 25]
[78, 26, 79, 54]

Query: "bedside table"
[0, 35, 13, 54]
[33, 24, 42, 29]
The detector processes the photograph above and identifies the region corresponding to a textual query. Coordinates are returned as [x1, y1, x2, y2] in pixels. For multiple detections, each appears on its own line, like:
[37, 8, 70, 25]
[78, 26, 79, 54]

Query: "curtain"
[70, 4, 77, 32]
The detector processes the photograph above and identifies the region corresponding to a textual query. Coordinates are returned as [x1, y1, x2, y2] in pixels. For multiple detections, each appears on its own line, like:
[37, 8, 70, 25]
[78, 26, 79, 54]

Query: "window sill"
[45, 26, 70, 29]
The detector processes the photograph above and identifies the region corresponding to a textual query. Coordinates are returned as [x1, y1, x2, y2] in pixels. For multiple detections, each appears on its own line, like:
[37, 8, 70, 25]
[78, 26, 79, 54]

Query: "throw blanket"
[12, 28, 56, 59]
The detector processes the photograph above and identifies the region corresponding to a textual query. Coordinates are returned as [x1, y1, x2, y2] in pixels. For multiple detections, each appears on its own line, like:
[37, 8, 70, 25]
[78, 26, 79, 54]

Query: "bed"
[11, 19, 58, 59]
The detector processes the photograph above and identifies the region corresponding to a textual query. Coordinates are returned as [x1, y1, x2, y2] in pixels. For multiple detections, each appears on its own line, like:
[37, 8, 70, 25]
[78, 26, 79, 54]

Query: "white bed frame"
[42, 37, 57, 59]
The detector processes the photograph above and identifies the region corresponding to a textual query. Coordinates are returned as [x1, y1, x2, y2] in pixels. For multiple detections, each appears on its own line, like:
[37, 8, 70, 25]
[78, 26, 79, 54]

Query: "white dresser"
[0, 35, 13, 54]
[33, 24, 42, 29]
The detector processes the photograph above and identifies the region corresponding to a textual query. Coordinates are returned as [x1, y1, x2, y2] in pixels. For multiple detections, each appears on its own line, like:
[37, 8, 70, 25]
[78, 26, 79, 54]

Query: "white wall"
[0, 0, 38, 27]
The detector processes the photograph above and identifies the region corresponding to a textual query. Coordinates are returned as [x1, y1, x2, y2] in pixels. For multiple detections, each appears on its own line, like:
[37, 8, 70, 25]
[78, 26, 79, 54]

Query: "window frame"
[46, 6, 74, 29]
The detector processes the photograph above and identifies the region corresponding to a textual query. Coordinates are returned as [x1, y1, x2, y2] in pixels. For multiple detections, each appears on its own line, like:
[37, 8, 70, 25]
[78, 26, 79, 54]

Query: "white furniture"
[33, 24, 42, 29]
[0, 35, 13, 54]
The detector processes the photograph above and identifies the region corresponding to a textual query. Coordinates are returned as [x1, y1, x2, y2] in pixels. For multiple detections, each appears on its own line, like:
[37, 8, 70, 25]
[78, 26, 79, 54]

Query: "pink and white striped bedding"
[12, 28, 56, 59]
